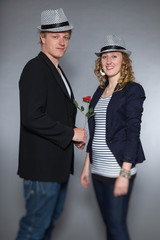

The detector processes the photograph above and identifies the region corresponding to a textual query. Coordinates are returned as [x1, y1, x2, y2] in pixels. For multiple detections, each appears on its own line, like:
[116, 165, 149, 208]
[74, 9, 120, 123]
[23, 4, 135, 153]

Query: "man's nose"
[59, 37, 65, 45]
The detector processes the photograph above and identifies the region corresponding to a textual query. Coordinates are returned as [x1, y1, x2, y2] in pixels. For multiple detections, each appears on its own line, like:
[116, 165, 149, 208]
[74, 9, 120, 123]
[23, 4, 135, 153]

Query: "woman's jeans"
[16, 178, 69, 240]
[92, 177, 134, 240]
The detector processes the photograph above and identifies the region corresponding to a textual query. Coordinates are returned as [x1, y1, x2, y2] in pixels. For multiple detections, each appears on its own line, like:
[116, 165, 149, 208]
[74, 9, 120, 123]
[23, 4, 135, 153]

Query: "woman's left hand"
[75, 142, 85, 150]
[114, 176, 129, 197]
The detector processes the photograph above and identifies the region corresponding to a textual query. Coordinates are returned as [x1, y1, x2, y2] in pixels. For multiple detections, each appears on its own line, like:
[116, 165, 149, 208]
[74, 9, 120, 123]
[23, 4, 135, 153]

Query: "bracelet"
[120, 168, 131, 179]
[121, 168, 130, 174]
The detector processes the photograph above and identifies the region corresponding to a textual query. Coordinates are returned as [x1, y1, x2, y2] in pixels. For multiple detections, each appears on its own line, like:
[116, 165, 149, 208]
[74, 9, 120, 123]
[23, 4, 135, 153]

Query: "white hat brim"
[95, 49, 131, 56]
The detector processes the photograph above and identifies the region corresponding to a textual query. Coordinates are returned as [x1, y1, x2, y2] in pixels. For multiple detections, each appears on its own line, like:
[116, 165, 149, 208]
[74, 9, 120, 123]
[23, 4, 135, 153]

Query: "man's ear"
[40, 34, 46, 44]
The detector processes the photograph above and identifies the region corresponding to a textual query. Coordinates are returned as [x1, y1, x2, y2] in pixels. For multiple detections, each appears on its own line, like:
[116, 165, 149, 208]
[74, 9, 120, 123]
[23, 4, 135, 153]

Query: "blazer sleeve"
[122, 83, 146, 163]
[19, 59, 74, 150]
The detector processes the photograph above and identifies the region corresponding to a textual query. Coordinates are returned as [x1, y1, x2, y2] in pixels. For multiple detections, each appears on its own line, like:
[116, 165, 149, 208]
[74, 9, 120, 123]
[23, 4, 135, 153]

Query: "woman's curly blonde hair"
[94, 52, 135, 91]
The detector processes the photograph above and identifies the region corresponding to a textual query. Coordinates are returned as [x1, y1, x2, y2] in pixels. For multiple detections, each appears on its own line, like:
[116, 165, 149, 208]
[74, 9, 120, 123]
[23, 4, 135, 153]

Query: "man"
[16, 8, 87, 240]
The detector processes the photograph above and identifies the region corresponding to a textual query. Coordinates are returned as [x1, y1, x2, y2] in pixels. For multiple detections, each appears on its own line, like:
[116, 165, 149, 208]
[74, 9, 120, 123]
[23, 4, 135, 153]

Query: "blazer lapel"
[91, 87, 105, 109]
[59, 66, 75, 100]
[107, 85, 124, 113]
[39, 52, 72, 100]
[106, 89, 121, 133]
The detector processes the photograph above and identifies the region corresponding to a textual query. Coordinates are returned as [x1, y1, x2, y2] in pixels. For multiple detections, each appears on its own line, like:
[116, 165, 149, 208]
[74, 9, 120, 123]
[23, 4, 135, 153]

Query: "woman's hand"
[75, 142, 85, 150]
[114, 162, 132, 197]
[80, 153, 90, 188]
[114, 176, 129, 197]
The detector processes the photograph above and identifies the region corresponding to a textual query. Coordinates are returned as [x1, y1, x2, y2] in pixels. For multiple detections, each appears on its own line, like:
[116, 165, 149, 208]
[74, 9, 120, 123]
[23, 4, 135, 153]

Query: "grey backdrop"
[0, 0, 160, 239]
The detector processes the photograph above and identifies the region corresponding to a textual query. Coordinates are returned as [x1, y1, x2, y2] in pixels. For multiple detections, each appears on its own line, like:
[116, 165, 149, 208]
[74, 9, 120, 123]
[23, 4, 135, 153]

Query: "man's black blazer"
[18, 52, 77, 182]
[87, 81, 146, 167]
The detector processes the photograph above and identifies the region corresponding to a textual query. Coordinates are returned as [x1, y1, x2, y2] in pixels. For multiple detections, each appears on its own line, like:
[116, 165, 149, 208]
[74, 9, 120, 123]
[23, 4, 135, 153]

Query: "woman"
[80, 35, 146, 240]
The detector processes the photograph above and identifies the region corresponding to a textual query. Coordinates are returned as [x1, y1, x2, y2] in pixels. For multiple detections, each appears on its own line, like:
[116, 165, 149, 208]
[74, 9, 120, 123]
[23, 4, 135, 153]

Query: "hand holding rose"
[72, 128, 87, 145]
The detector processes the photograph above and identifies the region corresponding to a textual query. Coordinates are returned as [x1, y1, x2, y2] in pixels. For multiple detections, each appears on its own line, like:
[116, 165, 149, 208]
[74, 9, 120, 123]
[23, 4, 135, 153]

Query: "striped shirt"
[91, 96, 137, 178]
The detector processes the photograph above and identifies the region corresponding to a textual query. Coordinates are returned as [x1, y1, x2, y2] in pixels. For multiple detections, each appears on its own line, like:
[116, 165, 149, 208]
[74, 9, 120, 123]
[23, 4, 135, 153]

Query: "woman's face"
[101, 51, 123, 79]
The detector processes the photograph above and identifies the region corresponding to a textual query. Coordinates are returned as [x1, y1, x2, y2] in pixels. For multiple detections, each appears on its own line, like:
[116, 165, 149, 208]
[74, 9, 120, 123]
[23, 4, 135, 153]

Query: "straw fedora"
[37, 8, 73, 32]
[95, 34, 131, 56]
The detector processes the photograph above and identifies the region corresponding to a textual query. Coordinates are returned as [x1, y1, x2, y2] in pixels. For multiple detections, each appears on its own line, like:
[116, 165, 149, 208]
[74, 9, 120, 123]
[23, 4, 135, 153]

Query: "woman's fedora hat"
[95, 34, 131, 56]
[37, 8, 73, 32]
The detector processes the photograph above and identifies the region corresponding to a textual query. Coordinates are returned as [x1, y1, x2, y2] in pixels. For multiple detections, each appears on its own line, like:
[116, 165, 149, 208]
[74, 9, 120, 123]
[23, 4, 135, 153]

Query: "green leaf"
[73, 99, 78, 108]
[89, 107, 94, 113]
[88, 113, 96, 118]
[81, 106, 85, 111]
[85, 112, 90, 117]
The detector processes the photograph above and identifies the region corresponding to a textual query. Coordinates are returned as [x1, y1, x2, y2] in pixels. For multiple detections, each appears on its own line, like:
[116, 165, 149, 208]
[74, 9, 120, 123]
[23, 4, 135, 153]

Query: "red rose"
[73, 97, 95, 129]
[83, 96, 91, 103]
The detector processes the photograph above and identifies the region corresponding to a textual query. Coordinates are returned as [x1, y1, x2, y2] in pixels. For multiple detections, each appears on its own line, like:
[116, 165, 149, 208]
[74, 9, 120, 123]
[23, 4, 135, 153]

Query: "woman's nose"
[106, 57, 111, 64]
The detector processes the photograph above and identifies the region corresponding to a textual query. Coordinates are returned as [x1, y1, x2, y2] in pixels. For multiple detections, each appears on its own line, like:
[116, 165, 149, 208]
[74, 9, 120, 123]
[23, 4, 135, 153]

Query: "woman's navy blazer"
[87, 81, 146, 167]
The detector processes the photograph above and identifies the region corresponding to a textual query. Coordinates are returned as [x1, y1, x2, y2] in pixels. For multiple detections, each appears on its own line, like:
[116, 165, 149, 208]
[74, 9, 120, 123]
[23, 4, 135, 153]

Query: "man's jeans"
[16, 178, 69, 240]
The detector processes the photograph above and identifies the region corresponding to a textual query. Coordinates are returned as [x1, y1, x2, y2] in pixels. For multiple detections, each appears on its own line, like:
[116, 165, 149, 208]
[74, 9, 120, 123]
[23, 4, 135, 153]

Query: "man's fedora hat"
[37, 8, 73, 32]
[95, 34, 131, 56]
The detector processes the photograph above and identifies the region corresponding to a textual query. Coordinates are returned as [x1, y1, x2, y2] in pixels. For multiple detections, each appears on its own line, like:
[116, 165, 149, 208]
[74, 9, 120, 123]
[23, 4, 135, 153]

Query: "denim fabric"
[16, 178, 69, 240]
[92, 177, 134, 240]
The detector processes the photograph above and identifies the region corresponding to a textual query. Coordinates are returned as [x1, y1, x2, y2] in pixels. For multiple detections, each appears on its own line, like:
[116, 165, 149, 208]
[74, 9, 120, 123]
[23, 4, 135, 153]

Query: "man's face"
[40, 31, 70, 61]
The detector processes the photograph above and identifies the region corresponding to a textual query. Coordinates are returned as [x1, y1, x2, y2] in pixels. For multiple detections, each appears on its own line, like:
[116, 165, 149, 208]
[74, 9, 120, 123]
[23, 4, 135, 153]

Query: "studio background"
[0, 0, 159, 239]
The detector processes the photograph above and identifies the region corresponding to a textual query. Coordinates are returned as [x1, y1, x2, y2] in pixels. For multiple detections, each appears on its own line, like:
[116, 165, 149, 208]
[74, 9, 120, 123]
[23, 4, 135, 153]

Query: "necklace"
[106, 87, 114, 94]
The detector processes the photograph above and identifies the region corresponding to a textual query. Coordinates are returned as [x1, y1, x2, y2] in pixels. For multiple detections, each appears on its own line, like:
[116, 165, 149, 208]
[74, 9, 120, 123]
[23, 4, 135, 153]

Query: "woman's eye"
[112, 55, 117, 58]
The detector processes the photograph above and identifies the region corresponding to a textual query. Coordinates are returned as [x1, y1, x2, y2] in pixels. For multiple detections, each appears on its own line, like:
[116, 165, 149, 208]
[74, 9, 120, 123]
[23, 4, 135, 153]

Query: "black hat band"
[101, 45, 126, 52]
[41, 21, 69, 30]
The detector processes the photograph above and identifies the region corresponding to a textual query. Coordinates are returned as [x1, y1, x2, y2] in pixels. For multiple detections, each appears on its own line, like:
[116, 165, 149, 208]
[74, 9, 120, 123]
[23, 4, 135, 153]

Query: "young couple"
[16, 8, 145, 240]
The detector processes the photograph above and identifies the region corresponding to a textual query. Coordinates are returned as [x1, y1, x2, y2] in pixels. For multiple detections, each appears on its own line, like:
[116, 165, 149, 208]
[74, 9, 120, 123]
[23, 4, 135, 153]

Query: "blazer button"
[108, 138, 113, 143]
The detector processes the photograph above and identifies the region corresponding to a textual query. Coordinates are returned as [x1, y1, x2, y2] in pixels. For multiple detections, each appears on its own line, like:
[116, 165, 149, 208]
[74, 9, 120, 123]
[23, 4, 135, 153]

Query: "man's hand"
[72, 128, 87, 144]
